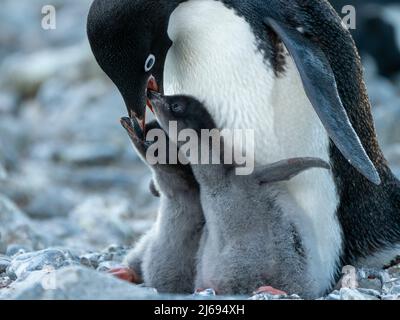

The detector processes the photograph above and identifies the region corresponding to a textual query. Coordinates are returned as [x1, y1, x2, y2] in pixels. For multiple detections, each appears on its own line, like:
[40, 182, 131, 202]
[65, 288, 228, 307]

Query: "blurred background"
[0, 0, 399, 255]
[0, 0, 157, 254]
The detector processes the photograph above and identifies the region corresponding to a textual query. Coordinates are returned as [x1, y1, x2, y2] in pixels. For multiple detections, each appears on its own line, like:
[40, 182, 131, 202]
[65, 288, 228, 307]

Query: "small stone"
[339, 288, 379, 300]
[0, 276, 12, 288]
[194, 288, 216, 297]
[357, 288, 381, 298]
[97, 261, 122, 272]
[390, 285, 400, 295]
[7, 248, 78, 279]
[325, 290, 341, 300]
[0, 255, 11, 273]
[79, 252, 101, 269]
[381, 294, 400, 301]
[387, 263, 400, 278]
[99, 245, 130, 263]
[106, 244, 121, 253]
[382, 276, 400, 295]
[358, 277, 382, 291]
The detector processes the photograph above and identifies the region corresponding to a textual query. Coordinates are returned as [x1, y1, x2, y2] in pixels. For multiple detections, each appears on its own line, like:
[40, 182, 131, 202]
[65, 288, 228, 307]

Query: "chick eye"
[144, 54, 156, 72]
[171, 103, 185, 114]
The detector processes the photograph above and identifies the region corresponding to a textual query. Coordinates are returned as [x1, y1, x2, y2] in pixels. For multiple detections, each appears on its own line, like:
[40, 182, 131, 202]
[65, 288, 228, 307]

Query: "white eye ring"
[144, 54, 156, 72]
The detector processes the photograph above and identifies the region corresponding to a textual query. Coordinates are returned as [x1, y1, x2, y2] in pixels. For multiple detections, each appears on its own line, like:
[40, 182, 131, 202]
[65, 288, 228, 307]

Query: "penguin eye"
[144, 54, 156, 72]
[170, 103, 185, 115]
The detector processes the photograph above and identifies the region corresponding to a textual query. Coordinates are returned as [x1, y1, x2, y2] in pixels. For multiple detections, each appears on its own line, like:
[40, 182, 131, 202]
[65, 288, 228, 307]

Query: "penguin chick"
[119, 117, 204, 294]
[150, 92, 331, 298]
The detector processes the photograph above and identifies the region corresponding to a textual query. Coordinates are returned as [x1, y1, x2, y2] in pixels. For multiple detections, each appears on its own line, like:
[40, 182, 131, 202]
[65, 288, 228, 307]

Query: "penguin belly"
[164, 0, 342, 295]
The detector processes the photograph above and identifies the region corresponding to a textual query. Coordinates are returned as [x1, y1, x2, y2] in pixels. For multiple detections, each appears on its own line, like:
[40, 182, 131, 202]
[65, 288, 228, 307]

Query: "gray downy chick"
[120, 117, 204, 294]
[150, 92, 331, 298]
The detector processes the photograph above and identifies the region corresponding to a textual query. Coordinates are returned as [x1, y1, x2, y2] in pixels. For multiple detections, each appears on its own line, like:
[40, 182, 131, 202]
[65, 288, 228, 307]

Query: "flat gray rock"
[7, 248, 78, 279]
[0, 0, 399, 302]
[1, 266, 181, 300]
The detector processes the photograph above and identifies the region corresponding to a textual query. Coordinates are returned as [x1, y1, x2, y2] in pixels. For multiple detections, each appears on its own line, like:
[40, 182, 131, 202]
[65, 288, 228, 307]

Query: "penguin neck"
[186, 140, 229, 187]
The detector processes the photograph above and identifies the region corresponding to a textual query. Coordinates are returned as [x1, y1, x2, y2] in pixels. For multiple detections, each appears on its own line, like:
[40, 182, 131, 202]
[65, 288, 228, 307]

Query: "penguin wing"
[264, 17, 381, 185]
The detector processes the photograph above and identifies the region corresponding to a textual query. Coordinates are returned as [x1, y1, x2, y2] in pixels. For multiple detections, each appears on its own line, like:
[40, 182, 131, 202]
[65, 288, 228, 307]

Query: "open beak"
[136, 75, 159, 133]
[146, 75, 159, 115]
[146, 90, 163, 106]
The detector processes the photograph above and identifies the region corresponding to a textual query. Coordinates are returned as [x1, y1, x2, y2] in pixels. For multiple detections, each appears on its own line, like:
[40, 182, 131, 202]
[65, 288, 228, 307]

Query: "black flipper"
[264, 17, 381, 185]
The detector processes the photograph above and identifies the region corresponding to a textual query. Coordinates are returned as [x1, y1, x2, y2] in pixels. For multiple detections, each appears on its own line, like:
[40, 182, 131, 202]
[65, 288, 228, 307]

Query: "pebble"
[79, 253, 102, 269]
[388, 263, 400, 278]
[339, 288, 379, 300]
[358, 277, 382, 291]
[0, 255, 11, 273]
[0, 0, 399, 301]
[6, 248, 78, 279]
[0, 277, 12, 289]
[194, 289, 217, 297]
[80, 246, 130, 270]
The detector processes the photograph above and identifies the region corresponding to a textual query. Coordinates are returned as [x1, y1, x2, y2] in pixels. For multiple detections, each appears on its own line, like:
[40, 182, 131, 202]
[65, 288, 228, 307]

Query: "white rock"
[339, 288, 379, 300]
[1, 266, 178, 300]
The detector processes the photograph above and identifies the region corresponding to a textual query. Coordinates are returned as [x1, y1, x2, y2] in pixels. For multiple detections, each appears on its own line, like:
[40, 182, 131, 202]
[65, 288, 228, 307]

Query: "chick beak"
[146, 75, 159, 114]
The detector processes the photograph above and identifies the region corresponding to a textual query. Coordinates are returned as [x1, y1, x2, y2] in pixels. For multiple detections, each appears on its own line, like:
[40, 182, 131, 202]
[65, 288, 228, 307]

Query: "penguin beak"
[146, 75, 159, 114]
[146, 90, 167, 124]
[146, 90, 164, 111]
[123, 75, 160, 132]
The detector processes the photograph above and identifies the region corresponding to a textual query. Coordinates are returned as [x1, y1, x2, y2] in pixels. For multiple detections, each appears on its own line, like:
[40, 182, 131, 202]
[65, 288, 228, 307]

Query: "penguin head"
[87, 0, 173, 121]
[148, 91, 216, 136]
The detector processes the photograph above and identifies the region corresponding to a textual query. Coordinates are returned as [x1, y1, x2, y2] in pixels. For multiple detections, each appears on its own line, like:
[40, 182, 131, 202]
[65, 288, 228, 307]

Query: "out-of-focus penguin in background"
[330, 0, 400, 79]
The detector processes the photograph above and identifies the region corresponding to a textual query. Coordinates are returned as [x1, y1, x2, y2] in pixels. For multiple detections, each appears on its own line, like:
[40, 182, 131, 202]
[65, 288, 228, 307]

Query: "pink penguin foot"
[108, 267, 141, 284]
[255, 286, 287, 296]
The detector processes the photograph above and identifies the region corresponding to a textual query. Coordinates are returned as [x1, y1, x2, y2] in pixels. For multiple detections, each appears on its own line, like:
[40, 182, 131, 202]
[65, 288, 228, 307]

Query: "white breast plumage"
[164, 0, 342, 295]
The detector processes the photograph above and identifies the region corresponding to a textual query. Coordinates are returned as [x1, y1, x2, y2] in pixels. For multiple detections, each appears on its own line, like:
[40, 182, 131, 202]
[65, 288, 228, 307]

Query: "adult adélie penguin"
[87, 0, 400, 295]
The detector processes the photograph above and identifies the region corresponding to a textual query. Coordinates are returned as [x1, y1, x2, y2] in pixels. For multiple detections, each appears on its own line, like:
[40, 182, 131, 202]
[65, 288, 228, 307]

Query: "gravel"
[0, 0, 399, 300]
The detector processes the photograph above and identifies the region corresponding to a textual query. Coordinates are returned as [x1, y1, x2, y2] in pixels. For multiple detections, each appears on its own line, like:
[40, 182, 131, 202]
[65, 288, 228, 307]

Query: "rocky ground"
[0, 0, 400, 300]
